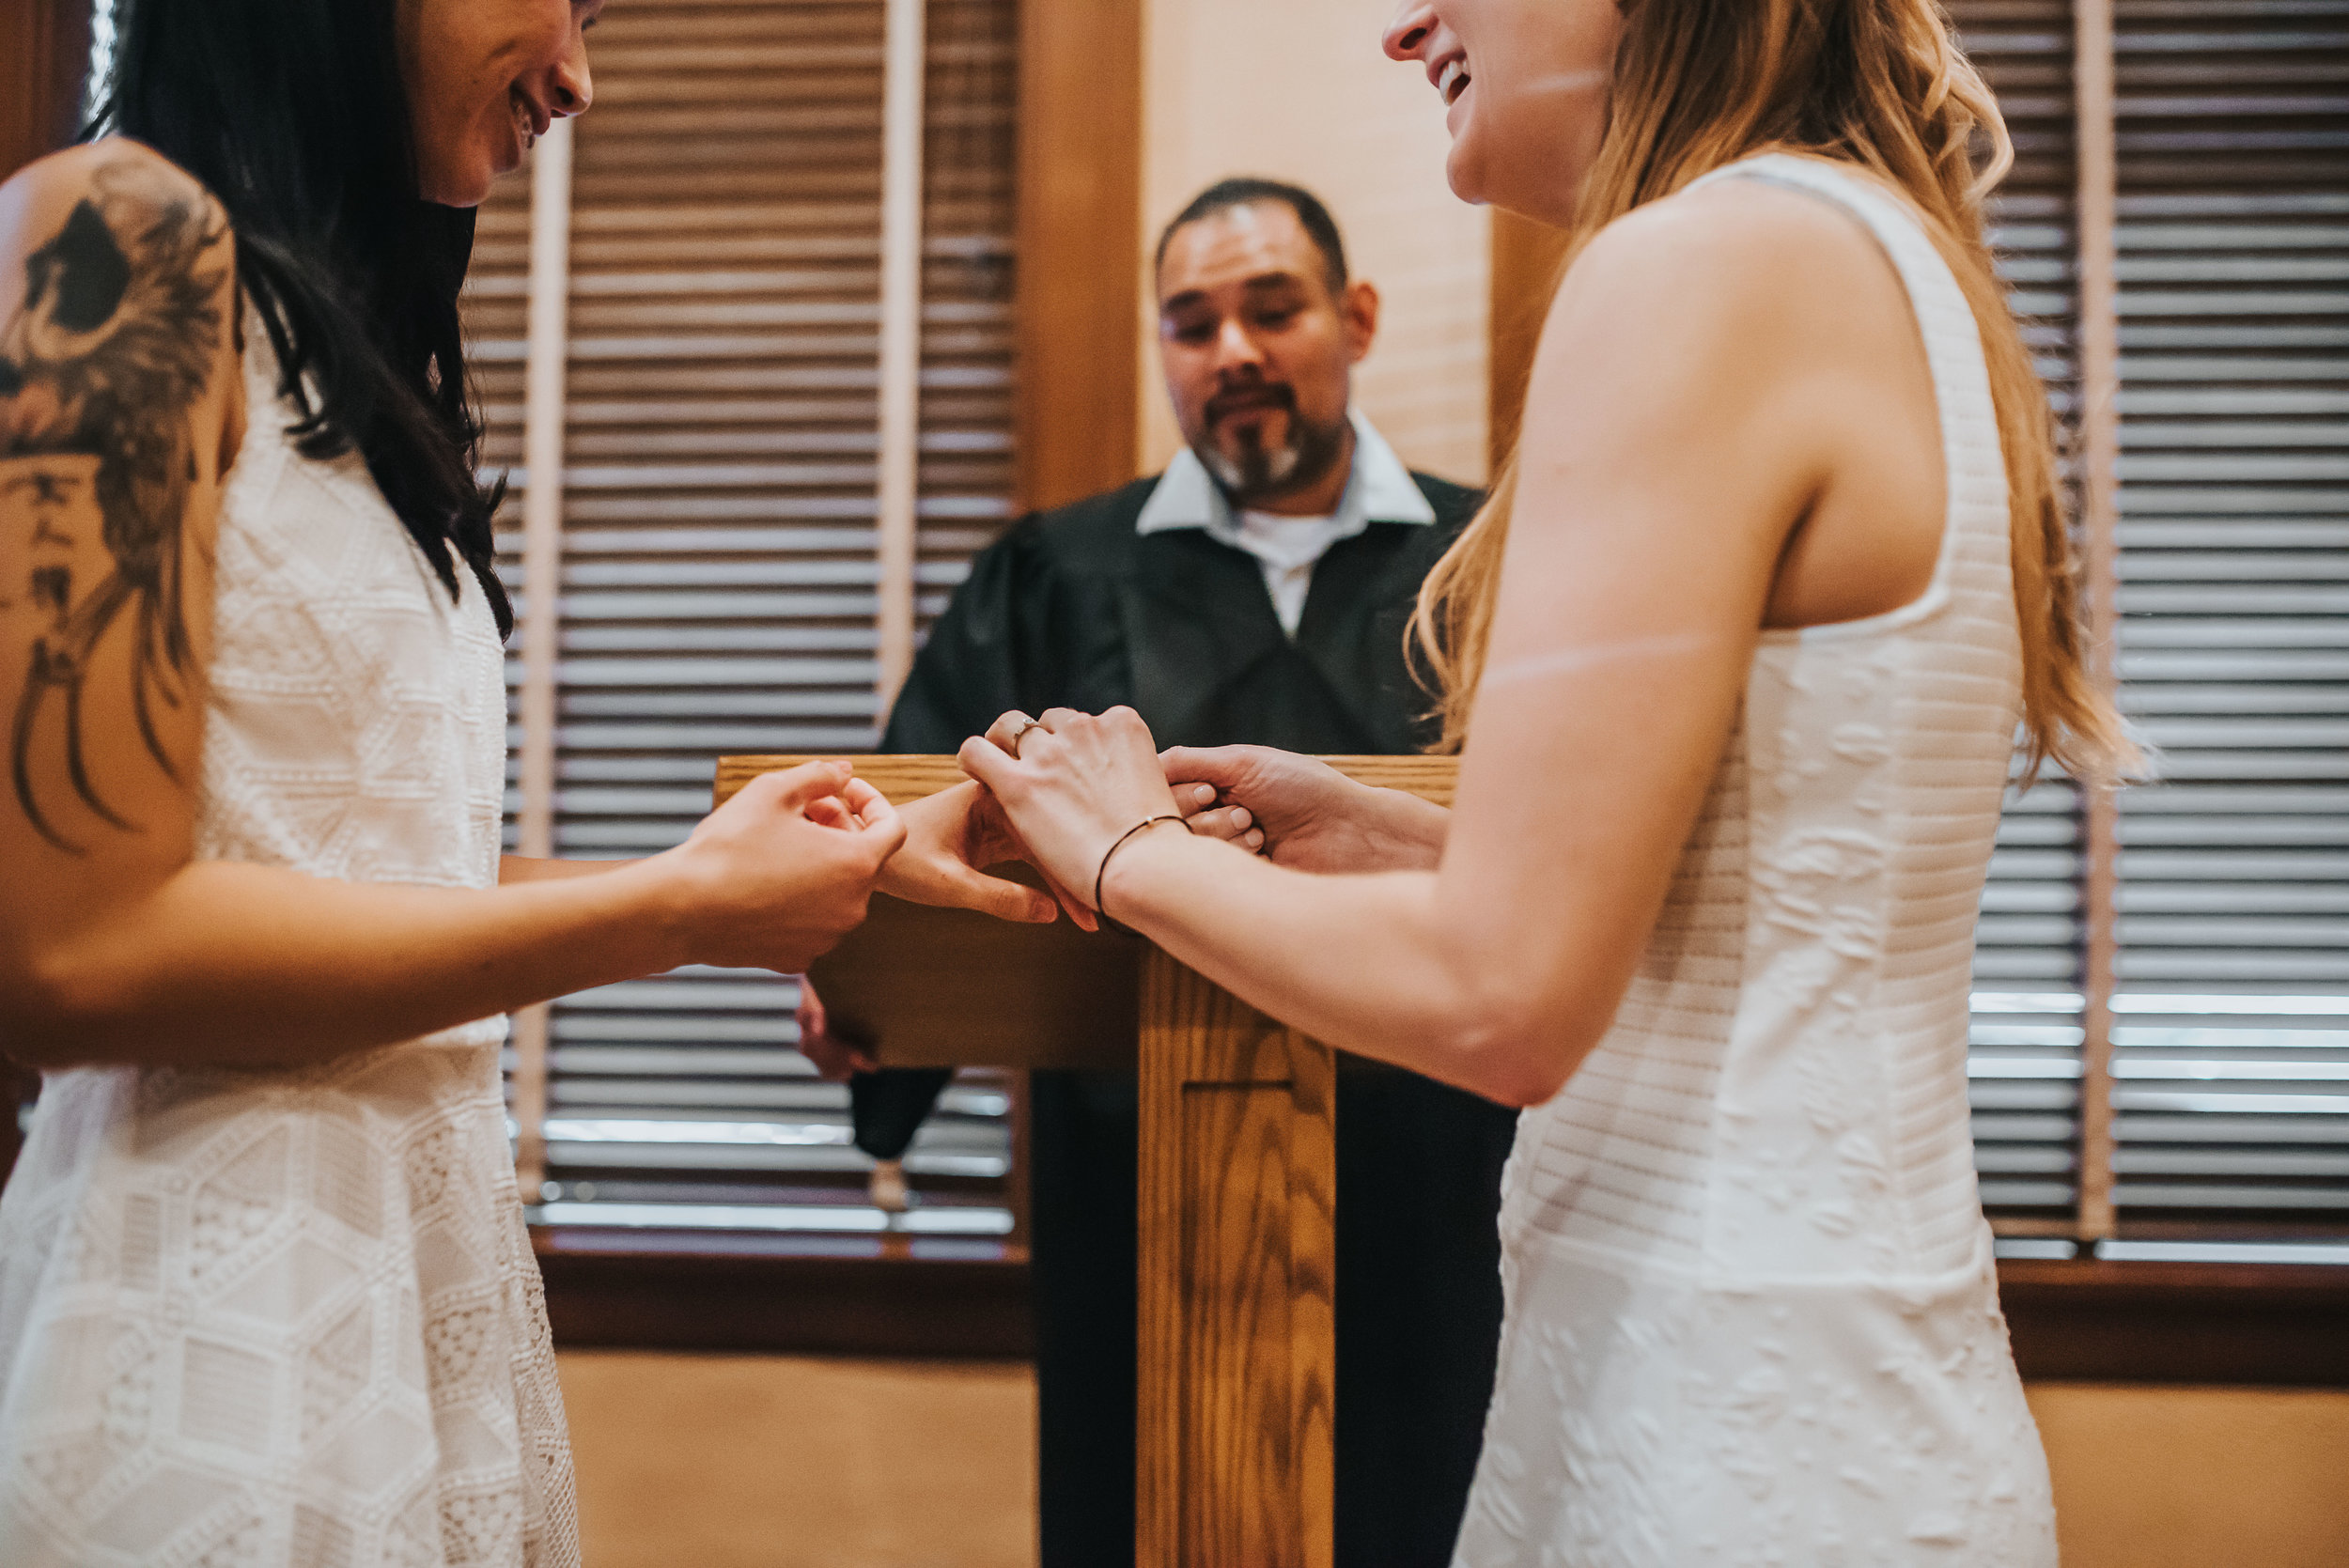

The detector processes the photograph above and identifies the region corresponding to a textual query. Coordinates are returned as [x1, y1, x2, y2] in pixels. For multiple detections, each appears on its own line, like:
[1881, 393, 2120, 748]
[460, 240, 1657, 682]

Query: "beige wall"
[1137, 0, 1489, 487]
[559, 1354, 2349, 1568]
[562, 1352, 1034, 1568]
[2029, 1384, 2349, 1568]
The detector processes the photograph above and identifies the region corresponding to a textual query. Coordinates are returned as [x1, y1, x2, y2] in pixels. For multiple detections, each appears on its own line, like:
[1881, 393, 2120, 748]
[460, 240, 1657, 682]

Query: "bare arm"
[500, 854, 638, 883]
[964, 179, 1946, 1105]
[0, 145, 902, 1071]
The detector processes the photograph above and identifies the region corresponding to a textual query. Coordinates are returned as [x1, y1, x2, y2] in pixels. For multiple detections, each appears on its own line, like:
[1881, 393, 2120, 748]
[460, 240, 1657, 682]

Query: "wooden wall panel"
[1138, 0, 1489, 486]
[1015, 0, 1143, 511]
[0, 0, 89, 182]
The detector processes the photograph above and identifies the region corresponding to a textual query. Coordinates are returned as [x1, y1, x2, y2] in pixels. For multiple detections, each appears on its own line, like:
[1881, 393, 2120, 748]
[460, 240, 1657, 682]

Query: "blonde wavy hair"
[1409, 0, 2133, 783]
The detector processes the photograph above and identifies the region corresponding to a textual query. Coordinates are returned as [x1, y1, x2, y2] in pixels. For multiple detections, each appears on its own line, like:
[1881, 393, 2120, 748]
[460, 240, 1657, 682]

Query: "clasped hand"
[952, 707, 1437, 918]
[764, 715, 1451, 1078]
[694, 713, 1415, 1007]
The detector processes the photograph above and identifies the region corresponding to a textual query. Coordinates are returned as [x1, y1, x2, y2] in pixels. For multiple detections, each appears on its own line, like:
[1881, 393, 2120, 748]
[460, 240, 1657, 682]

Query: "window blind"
[2106, 0, 2349, 1224]
[1943, 1, 2349, 1248]
[451, 0, 2347, 1254]
[462, 0, 1022, 1243]
[1952, 1, 2096, 1225]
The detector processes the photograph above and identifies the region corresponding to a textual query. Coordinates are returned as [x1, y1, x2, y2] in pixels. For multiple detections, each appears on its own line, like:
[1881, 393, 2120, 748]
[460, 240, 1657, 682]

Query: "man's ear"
[1341, 278, 1380, 364]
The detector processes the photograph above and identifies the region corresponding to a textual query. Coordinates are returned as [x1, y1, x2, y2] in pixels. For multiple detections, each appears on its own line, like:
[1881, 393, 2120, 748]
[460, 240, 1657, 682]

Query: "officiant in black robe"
[821, 179, 1518, 1568]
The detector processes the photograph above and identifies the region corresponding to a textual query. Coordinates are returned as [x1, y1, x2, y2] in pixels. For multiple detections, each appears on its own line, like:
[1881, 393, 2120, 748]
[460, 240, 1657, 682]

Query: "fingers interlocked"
[959, 706, 1190, 916]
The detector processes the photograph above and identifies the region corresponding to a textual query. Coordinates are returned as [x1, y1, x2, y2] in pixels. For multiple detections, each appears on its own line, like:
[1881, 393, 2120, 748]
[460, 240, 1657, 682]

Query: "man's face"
[1157, 203, 1378, 508]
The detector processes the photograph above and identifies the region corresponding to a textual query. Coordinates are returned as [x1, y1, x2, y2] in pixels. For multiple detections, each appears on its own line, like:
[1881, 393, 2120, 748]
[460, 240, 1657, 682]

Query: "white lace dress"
[0, 325, 578, 1566]
[1452, 156, 2060, 1567]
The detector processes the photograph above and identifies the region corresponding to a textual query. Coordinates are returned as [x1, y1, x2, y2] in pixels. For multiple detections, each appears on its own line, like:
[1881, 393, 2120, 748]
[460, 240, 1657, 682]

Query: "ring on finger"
[1005, 717, 1044, 758]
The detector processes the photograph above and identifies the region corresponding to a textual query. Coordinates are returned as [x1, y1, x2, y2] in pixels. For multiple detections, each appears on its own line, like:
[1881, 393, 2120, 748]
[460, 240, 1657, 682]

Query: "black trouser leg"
[1029, 1069, 1140, 1568]
[1333, 1071, 1517, 1568]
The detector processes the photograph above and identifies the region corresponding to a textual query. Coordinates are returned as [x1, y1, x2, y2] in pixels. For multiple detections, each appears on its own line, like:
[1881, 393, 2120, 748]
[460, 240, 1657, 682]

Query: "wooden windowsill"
[533, 1227, 2349, 1383]
[534, 1227, 1034, 1359]
[1998, 1257, 2349, 1387]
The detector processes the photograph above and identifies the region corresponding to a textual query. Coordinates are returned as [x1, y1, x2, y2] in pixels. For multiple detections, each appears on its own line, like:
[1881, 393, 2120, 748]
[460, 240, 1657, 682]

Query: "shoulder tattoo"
[0, 157, 233, 853]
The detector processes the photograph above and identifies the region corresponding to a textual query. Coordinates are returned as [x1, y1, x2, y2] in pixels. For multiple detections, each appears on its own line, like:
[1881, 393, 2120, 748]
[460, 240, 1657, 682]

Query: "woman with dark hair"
[0, 0, 1046, 1560]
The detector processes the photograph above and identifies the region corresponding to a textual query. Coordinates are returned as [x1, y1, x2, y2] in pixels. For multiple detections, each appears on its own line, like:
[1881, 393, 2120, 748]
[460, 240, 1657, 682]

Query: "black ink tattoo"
[1, 159, 230, 852]
[31, 565, 70, 617]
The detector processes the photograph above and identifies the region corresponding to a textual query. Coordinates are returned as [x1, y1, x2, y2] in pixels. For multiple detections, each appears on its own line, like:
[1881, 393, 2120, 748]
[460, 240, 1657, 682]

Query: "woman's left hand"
[958, 706, 1186, 915]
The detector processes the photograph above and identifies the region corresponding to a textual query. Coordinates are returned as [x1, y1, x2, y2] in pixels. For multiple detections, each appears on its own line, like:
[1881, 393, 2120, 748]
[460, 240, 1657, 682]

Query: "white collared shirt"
[1133, 409, 1436, 637]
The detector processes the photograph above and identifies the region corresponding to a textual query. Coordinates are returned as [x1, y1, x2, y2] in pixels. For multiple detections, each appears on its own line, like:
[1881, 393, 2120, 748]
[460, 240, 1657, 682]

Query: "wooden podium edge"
[716, 752, 1461, 809]
[1138, 955, 1337, 1568]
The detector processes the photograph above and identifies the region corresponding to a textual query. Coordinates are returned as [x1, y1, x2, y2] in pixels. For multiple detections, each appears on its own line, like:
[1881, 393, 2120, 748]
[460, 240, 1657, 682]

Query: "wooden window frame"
[5, 0, 2340, 1383]
[523, 0, 2347, 1386]
[487, 0, 1031, 1229]
[0, 0, 90, 182]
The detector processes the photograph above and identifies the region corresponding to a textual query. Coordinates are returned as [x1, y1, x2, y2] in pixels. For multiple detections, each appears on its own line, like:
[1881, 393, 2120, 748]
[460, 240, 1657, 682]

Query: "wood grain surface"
[1015, 0, 1143, 513]
[715, 753, 1459, 808]
[0, 0, 89, 186]
[715, 753, 970, 807]
[799, 889, 1144, 1070]
[1138, 954, 1335, 1568]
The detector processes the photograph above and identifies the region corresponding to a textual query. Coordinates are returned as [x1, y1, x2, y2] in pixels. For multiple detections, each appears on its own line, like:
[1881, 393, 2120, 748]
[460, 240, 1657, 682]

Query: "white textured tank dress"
[0, 321, 578, 1566]
[1451, 155, 2060, 1567]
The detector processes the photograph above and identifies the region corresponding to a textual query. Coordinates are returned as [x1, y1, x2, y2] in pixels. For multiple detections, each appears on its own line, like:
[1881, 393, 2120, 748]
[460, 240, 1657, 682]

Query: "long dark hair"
[90, 0, 513, 637]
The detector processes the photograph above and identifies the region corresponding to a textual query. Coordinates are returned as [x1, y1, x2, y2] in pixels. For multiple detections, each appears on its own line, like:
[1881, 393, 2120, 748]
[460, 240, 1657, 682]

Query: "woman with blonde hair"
[953, 0, 2132, 1560]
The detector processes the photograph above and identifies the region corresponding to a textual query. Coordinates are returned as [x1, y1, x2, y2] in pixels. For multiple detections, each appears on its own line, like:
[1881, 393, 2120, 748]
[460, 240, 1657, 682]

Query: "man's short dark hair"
[1155, 177, 1350, 295]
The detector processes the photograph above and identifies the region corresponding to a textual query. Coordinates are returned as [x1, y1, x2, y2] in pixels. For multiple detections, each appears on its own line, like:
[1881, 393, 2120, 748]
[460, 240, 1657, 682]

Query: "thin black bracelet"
[1094, 815, 1190, 925]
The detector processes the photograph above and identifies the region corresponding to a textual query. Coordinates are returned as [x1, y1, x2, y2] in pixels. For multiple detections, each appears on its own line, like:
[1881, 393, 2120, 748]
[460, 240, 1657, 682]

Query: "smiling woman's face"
[397, 0, 600, 207]
[1383, 0, 1624, 225]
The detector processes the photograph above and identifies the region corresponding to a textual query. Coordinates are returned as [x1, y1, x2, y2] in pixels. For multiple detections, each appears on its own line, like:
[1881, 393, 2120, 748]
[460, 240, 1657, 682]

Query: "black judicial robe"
[879, 470, 1518, 1568]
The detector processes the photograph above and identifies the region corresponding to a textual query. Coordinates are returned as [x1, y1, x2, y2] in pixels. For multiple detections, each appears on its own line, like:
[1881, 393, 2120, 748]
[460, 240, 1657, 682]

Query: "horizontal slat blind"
[471, 157, 538, 1168]
[2107, 0, 2349, 1221]
[453, 0, 2349, 1253]
[1953, 2, 2094, 1223]
[463, 0, 1021, 1242]
[916, 0, 1019, 626]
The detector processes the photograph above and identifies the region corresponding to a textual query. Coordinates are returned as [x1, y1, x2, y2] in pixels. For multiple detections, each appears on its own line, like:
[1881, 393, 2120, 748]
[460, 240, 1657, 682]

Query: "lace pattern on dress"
[0, 319, 577, 1567]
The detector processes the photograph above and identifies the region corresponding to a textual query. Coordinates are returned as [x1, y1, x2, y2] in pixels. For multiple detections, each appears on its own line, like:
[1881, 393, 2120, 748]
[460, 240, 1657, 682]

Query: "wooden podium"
[714, 753, 1455, 1568]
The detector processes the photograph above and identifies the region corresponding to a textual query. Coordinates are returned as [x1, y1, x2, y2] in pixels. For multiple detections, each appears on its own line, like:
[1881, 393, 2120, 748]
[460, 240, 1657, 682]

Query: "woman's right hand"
[657, 761, 907, 973]
[1159, 745, 1450, 874]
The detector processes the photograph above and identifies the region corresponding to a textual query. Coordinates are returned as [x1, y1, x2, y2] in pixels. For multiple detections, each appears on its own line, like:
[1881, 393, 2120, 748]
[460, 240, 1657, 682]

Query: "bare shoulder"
[0, 138, 230, 255]
[1509, 161, 1937, 576]
[2, 138, 219, 207]
[1, 138, 238, 446]
[1554, 166, 1908, 348]
[0, 138, 238, 346]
